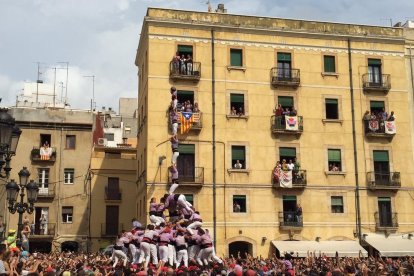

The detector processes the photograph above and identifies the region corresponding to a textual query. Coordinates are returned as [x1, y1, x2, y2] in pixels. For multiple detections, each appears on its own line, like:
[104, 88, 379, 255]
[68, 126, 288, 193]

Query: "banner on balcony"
[285, 116, 298, 131]
[385, 121, 396, 134]
[368, 120, 379, 131]
[279, 170, 293, 188]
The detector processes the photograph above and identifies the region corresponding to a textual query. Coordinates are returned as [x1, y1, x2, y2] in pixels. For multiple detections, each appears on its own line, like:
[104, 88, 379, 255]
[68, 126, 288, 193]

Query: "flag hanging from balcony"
[180, 112, 194, 134]
[368, 120, 379, 131]
[280, 170, 293, 188]
[385, 121, 396, 134]
[285, 116, 298, 131]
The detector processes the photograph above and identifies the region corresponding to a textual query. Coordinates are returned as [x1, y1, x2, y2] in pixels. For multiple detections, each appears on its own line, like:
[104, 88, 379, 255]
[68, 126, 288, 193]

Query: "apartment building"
[135, 7, 414, 257]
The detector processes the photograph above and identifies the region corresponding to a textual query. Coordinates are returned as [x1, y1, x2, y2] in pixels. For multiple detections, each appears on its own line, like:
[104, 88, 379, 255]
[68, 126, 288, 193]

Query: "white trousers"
[172, 123, 178, 135]
[177, 194, 193, 213]
[149, 215, 165, 226]
[188, 245, 200, 260]
[129, 243, 139, 263]
[159, 245, 169, 262]
[176, 249, 188, 268]
[168, 244, 176, 266]
[187, 221, 203, 235]
[172, 151, 179, 164]
[169, 183, 179, 194]
[196, 247, 222, 266]
[138, 242, 151, 267]
[112, 249, 128, 268]
[150, 243, 158, 265]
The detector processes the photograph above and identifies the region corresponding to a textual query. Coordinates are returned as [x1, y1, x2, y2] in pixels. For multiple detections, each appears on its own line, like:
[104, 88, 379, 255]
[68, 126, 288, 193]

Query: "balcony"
[374, 212, 398, 231]
[363, 119, 396, 139]
[101, 223, 123, 237]
[362, 74, 391, 93]
[273, 170, 307, 188]
[169, 111, 203, 134]
[278, 211, 303, 230]
[270, 67, 300, 88]
[37, 184, 55, 199]
[271, 115, 303, 135]
[105, 187, 122, 201]
[31, 147, 57, 162]
[367, 172, 401, 191]
[169, 61, 201, 82]
[31, 223, 56, 238]
[169, 167, 204, 187]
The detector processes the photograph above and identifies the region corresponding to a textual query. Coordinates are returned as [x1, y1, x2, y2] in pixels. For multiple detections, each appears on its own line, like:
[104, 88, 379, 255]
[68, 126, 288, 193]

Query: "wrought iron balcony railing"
[362, 74, 391, 92]
[367, 171, 401, 190]
[169, 167, 204, 185]
[273, 170, 307, 188]
[374, 211, 398, 230]
[279, 211, 303, 229]
[363, 119, 396, 138]
[169, 61, 201, 81]
[271, 115, 303, 134]
[32, 223, 56, 236]
[271, 67, 300, 87]
[31, 147, 57, 162]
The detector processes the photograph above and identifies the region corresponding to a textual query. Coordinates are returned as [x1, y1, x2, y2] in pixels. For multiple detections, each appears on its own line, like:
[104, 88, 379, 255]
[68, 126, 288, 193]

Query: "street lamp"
[6, 167, 39, 240]
[0, 108, 22, 179]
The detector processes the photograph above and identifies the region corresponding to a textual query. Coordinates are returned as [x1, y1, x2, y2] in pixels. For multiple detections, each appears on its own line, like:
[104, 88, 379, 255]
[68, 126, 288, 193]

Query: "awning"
[363, 233, 414, 257]
[272, 240, 367, 257]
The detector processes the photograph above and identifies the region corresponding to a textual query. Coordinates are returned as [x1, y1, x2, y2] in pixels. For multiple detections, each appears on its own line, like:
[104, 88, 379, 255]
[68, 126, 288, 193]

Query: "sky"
[0, 0, 413, 111]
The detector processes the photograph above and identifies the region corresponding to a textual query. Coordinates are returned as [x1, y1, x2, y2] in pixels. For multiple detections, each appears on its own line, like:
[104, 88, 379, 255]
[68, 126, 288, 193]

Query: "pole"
[36, 62, 40, 103]
[83, 75, 96, 111]
[17, 188, 25, 241]
[53, 67, 57, 107]
[211, 29, 217, 248]
[347, 38, 362, 242]
[57, 62, 69, 105]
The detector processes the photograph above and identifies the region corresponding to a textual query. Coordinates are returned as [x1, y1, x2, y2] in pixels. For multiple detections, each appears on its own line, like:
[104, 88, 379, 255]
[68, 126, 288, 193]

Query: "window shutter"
[331, 197, 343, 205]
[370, 101, 385, 109]
[325, 99, 338, 104]
[178, 144, 195, 154]
[230, 49, 243, 66]
[282, 195, 297, 201]
[62, 207, 72, 214]
[278, 96, 294, 107]
[277, 52, 291, 61]
[232, 146, 245, 160]
[328, 149, 341, 162]
[378, 197, 391, 202]
[230, 94, 244, 103]
[279, 147, 296, 157]
[373, 151, 389, 162]
[324, 56, 336, 73]
[177, 90, 194, 96]
[368, 59, 382, 65]
[177, 45, 193, 54]
[233, 195, 246, 200]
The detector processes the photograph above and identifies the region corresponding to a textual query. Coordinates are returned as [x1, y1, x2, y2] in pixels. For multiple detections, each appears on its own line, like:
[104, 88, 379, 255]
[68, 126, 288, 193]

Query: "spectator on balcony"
[231, 106, 237, 116]
[172, 53, 180, 74]
[273, 161, 282, 184]
[39, 214, 47, 235]
[237, 106, 244, 116]
[281, 159, 288, 171]
[293, 158, 302, 181]
[186, 54, 193, 75]
[363, 110, 370, 121]
[290, 107, 297, 116]
[180, 55, 186, 74]
[40, 141, 52, 160]
[234, 160, 243, 169]
[287, 159, 295, 171]
[274, 104, 283, 117]
[388, 111, 395, 121]
[193, 102, 200, 113]
[295, 204, 303, 223]
[381, 108, 388, 122]
[330, 163, 339, 172]
[233, 202, 241, 212]
[185, 100, 193, 112]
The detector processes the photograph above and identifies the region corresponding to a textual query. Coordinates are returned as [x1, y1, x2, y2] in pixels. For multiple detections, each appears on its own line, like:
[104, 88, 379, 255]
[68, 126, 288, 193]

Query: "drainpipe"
[409, 46, 414, 103]
[211, 29, 217, 248]
[348, 38, 362, 242]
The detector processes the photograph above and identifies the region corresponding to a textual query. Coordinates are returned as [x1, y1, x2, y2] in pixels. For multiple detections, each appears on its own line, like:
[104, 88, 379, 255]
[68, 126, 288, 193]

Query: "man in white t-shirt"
[287, 159, 295, 171]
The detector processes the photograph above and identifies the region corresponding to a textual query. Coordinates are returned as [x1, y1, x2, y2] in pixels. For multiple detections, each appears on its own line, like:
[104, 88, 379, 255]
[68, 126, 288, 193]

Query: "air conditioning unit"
[98, 138, 108, 146]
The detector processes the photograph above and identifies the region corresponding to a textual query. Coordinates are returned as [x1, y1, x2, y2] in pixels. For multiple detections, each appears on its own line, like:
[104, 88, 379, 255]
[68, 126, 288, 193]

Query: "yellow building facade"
[135, 8, 414, 257]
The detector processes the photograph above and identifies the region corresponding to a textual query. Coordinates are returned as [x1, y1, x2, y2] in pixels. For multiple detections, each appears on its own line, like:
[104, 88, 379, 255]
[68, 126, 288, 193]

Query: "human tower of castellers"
[111, 87, 222, 270]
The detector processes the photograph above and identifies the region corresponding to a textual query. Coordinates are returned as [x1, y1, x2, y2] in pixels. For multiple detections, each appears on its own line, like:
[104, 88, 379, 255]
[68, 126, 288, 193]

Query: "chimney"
[102, 106, 106, 110]
[108, 107, 112, 111]
[216, 4, 227, 13]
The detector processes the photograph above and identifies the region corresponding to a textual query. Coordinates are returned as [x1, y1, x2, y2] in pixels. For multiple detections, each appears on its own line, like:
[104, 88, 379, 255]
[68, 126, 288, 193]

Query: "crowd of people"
[272, 159, 302, 184]
[363, 109, 395, 133]
[171, 53, 195, 76]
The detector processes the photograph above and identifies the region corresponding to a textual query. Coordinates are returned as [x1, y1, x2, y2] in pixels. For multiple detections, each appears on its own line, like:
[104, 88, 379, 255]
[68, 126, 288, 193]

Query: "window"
[124, 126, 131, 134]
[331, 196, 344, 213]
[105, 152, 121, 159]
[62, 206, 73, 223]
[107, 177, 120, 200]
[368, 59, 382, 84]
[177, 45, 193, 57]
[370, 101, 385, 114]
[233, 195, 246, 213]
[279, 147, 296, 163]
[177, 90, 194, 111]
[230, 49, 243, 67]
[325, 98, 339, 119]
[64, 169, 75, 184]
[38, 168, 49, 189]
[230, 93, 245, 116]
[231, 146, 246, 169]
[373, 151, 390, 185]
[177, 144, 195, 182]
[323, 55, 336, 73]
[40, 134, 51, 147]
[277, 52, 292, 78]
[104, 133, 114, 141]
[328, 149, 342, 171]
[65, 135, 76, 149]
[184, 194, 194, 206]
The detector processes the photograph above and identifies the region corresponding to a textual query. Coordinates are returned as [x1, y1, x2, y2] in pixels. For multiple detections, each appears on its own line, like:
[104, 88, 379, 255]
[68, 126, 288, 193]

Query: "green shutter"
[324, 56, 336, 73]
[325, 99, 338, 104]
[232, 146, 245, 160]
[368, 59, 382, 65]
[177, 45, 193, 54]
[230, 94, 244, 104]
[370, 101, 385, 109]
[373, 151, 389, 162]
[328, 149, 341, 162]
[233, 195, 246, 200]
[230, 49, 243, 66]
[177, 90, 194, 96]
[278, 96, 294, 107]
[283, 195, 297, 201]
[184, 194, 193, 203]
[378, 197, 391, 202]
[280, 147, 296, 157]
[277, 52, 291, 61]
[331, 196, 343, 206]
[178, 144, 195, 154]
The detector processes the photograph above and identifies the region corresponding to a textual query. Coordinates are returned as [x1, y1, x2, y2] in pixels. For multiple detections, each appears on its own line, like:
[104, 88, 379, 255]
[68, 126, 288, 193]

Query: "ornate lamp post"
[6, 167, 39, 240]
[0, 108, 22, 179]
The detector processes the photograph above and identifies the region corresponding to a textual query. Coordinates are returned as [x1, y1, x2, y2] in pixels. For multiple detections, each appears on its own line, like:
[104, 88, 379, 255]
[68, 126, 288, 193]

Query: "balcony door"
[38, 168, 49, 195]
[378, 197, 392, 227]
[277, 53, 292, 80]
[35, 207, 49, 235]
[282, 195, 297, 226]
[177, 144, 195, 182]
[105, 206, 119, 236]
[373, 151, 390, 186]
[368, 59, 382, 85]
